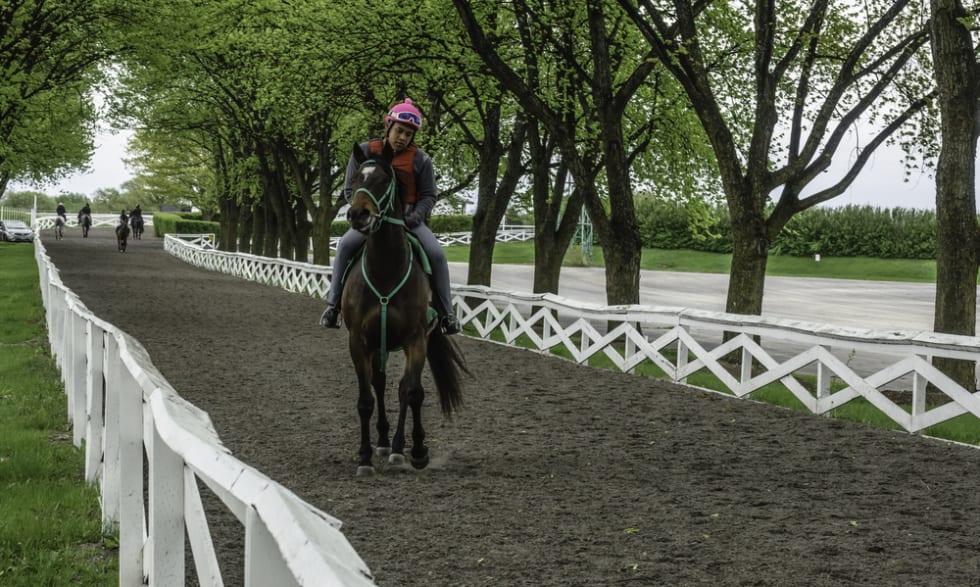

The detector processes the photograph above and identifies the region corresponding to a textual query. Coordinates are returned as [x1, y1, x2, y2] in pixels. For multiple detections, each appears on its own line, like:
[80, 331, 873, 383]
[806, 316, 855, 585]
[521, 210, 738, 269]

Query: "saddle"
[340, 233, 438, 327]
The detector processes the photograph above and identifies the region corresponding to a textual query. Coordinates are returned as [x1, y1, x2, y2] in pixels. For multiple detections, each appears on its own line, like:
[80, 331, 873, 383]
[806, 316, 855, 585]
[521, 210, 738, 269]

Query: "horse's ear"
[352, 142, 367, 165]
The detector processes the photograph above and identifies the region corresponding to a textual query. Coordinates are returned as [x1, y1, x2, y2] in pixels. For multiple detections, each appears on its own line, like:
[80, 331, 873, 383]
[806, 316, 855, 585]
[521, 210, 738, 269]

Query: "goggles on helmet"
[388, 110, 421, 128]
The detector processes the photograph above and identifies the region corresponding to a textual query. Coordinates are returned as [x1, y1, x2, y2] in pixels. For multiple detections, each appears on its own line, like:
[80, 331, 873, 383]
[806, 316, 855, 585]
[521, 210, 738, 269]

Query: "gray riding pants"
[326, 223, 453, 317]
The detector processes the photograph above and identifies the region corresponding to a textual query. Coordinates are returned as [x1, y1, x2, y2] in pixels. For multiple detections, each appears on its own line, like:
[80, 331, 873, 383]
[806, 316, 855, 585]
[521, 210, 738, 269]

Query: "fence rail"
[36, 237, 376, 586]
[321, 224, 535, 252]
[32, 213, 154, 231]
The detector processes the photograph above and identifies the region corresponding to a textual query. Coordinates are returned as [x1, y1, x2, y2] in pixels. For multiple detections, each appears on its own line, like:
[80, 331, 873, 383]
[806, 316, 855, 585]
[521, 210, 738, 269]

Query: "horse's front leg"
[355, 371, 376, 477]
[372, 366, 391, 459]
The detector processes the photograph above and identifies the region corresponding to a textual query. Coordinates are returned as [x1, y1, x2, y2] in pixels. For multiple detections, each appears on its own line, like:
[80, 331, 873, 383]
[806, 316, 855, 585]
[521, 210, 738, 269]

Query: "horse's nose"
[348, 206, 372, 228]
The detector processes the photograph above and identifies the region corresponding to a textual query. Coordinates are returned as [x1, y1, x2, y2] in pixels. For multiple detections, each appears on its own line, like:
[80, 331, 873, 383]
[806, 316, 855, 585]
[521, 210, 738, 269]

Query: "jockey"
[119, 209, 128, 226]
[77, 202, 91, 222]
[56, 203, 66, 221]
[130, 204, 143, 229]
[319, 98, 461, 335]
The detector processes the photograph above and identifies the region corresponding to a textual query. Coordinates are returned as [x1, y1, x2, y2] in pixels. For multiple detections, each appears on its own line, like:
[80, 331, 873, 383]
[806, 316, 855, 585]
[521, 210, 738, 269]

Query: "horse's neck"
[363, 220, 410, 284]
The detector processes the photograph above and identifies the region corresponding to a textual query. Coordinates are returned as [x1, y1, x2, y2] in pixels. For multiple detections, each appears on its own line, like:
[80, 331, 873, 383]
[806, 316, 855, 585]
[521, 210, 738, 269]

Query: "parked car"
[0, 219, 35, 242]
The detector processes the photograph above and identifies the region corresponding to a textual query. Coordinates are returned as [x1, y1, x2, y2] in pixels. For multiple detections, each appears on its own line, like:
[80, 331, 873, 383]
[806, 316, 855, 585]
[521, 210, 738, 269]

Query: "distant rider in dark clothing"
[77, 203, 91, 222]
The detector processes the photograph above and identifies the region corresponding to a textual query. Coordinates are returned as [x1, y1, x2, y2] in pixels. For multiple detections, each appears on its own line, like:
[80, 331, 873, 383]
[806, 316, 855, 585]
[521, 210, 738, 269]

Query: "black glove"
[405, 213, 421, 228]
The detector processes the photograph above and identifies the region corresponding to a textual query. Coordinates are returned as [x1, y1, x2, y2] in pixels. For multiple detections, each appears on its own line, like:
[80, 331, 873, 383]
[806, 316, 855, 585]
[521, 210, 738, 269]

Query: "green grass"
[445, 241, 941, 283]
[0, 243, 117, 586]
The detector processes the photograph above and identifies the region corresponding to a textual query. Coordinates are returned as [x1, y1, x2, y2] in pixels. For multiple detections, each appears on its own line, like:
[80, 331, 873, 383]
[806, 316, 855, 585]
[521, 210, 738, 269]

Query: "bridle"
[351, 159, 404, 235]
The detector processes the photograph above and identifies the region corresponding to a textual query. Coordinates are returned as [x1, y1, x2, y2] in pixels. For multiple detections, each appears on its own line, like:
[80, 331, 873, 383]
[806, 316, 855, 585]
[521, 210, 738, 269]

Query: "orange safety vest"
[368, 139, 418, 204]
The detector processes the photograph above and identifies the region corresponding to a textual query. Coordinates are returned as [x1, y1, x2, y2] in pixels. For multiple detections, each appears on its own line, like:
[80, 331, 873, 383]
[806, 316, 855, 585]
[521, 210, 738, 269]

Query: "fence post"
[148, 392, 186, 585]
[69, 311, 88, 447]
[116, 349, 145, 586]
[102, 336, 122, 532]
[85, 324, 107, 482]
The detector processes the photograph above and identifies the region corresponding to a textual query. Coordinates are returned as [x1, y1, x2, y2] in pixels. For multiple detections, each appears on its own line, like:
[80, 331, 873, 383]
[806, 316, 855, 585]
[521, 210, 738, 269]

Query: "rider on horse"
[77, 202, 91, 223]
[129, 205, 143, 230]
[118, 209, 129, 226]
[319, 98, 461, 335]
[56, 203, 67, 223]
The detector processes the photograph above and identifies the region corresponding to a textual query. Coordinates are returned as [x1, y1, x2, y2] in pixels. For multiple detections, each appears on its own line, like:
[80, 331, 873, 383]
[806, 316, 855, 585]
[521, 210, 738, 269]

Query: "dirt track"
[42, 228, 980, 587]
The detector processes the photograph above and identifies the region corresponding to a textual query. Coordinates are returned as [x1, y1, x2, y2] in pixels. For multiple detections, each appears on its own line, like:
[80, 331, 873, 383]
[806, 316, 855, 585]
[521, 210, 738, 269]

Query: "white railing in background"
[167, 234, 333, 299]
[35, 237, 376, 587]
[320, 224, 536, 252]
[164, 234, 980, 437]
[33, 213, 153, 231]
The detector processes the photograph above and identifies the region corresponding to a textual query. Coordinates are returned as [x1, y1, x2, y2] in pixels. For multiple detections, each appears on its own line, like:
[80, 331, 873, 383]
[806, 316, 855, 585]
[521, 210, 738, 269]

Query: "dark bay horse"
[115, 223, 130, 252]
[341, 142, 467, 477]
[130, 215, 144, 239]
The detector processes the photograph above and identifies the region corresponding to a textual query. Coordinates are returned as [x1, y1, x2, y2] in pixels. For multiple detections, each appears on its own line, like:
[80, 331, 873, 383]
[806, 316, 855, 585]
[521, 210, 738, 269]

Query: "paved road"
[450, 262, 950, 333]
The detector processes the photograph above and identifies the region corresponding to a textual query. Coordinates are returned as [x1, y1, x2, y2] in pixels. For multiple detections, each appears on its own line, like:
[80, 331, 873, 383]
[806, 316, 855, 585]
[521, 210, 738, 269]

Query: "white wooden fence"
[164, 233, 980, 436]
[321, 224, 535, 252]
[35, 238, 376, 587]
[33, 213, 151, 231]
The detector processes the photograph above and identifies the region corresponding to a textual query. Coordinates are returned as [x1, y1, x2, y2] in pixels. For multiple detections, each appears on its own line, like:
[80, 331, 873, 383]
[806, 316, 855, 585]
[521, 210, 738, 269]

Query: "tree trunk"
[467, 115, 525, 287]
[529, 120, 582, 296]
[294, 196, 311, 263]
[238, 205, 254, 254]
[930, 0, 980, 389]
[725, 202, 769, 316]
[217, 194, 239, 252]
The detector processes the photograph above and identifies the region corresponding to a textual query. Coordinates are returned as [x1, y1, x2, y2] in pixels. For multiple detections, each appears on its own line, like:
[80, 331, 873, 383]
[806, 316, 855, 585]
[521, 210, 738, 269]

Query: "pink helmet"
[385, 98, 422, 131]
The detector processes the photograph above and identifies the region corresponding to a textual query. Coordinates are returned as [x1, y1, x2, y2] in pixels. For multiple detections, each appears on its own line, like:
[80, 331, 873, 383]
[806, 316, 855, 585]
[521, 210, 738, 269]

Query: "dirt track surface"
[42, 228, 980, 587]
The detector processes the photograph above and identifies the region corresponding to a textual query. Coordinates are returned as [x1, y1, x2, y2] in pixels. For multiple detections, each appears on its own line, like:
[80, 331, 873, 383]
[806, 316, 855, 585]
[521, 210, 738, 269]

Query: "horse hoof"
[411, 454, 430, 470]
[388, 453, 406, 466]
[356, 466, 375, 477]
[376, 446, 391, 458]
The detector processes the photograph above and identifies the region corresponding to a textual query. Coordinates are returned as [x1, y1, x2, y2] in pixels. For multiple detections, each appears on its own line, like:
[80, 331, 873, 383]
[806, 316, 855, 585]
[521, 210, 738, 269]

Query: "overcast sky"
[37, 126, 939, 212]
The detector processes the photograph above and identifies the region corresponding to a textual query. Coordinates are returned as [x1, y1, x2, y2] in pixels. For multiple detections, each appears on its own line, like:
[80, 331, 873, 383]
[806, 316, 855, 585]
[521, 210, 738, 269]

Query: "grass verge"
[0, 242, 117, 586]
[445, 241, 941, 283]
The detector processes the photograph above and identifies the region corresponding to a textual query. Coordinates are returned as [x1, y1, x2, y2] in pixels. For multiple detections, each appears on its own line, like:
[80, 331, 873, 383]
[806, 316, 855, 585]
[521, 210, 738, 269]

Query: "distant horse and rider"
[129, 204, 144, 239]
[54, 203, 66, 240]
[53, 216, 65, 240]
[77, 204, 92, 237]
[331, 142, 468, 477]
[115, 209, 131, 252]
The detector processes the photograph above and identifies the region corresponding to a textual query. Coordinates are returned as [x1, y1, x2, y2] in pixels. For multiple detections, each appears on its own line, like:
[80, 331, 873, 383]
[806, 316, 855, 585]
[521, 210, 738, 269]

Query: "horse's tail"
[427, 328, 468, 417]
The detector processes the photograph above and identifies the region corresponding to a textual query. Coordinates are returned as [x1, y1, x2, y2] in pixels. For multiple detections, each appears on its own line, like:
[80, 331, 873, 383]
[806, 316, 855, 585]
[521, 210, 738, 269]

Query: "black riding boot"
[320, 304, 340, 328]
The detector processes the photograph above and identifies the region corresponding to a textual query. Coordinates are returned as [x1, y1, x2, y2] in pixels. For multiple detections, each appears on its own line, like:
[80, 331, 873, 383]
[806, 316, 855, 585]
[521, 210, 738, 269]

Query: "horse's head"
[347, 142, 402, 234]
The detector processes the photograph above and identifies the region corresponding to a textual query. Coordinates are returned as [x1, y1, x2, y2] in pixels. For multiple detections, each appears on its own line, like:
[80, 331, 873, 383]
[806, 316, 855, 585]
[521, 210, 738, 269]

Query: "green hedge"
[635, 200, 940, 260]
[157, 204, 939, 261]
[152, 212, 221, 238]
